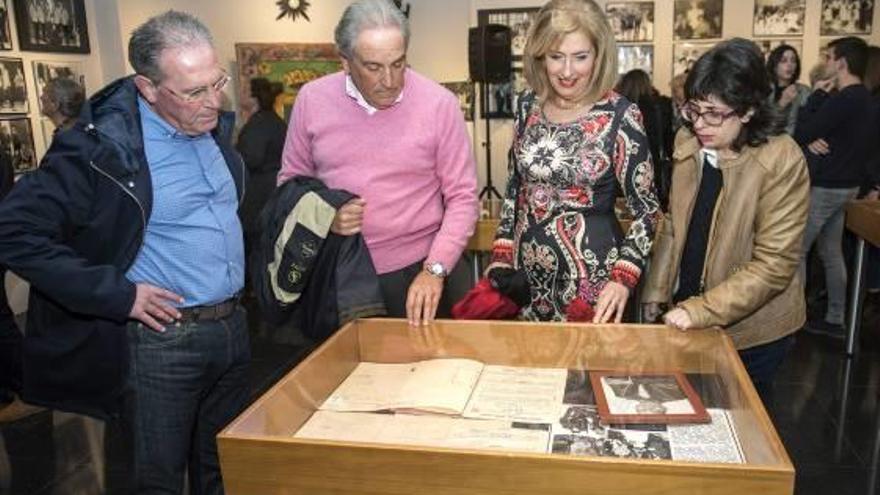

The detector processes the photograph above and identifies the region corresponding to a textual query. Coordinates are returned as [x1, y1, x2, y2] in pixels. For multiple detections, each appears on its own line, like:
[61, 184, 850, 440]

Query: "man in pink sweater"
[279, 0, 478, 326]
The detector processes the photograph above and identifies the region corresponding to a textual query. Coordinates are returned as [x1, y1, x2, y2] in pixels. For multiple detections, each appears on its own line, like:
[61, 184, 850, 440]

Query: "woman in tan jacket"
[642, 38, 810, 401]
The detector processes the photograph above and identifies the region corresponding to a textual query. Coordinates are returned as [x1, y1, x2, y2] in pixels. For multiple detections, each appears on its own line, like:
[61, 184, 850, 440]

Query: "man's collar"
[345, 74, 403, 115]
[137, 96, 207, 140]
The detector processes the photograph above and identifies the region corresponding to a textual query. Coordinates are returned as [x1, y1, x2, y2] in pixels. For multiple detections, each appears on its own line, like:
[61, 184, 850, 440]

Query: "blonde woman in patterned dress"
[487, 0, 660, 323]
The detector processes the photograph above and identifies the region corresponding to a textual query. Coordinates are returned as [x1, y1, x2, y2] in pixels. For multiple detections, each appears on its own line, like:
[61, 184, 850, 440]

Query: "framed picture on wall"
[606, 2, 654, 42]
[32, 60, 85, 112]
[477, 8, 539, 119]
[0, 0, 13, 50]
[673, 42, 715, 76]
[440, 81, 475, 122]
[12, 0, 90, 53]
[0, 116, 37, 175]
[618, 45, 653, 76]
[753, 0, 805, 37]
[477, 8, 540, 59]
[235, 43, 341, 123]
[673, 0, 723, 40]
[820, 0, 873, 35]
[0, 57, 28, 114]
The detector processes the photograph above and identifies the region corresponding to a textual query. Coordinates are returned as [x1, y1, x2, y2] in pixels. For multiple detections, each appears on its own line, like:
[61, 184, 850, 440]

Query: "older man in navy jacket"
[0, 11, 248, 494]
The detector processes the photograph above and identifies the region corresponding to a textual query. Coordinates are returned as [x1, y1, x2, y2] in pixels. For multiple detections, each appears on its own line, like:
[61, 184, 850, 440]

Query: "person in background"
[795, 36, 875, 338]
[616, 69, 674, 211]
[0, 11, 249, 493]
[237, 77, 286, 263]
[670, 72, 688, 132]
[857, 45, 880, 300]
[642, 38, 809, 402]
[766, 44, 810, 135]
[0, 151, 20, 412]
[488, 0, 660, 323]
[39, 77, 85, 133]
[279, 0, 478, 326]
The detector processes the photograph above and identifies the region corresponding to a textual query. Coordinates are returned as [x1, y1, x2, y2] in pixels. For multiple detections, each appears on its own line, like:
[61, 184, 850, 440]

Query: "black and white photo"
[478, 8, 539, 58]
[0, 57, 28, 113]
[590, 371, 710, 424]
[1, 117, 36, 174]
[552, 405, 672, 460]
[13, 0, 90, 53]
[674, 0, 723, 40]
[673, 42, 714, 76]
[0, 0, 12, 50]
[618, 45, 653, 75]
[440, 81, 475, 122]
[32, 59, 84, 112]
[820, 0, 874, 35]
[606, 2, 654, 42]
[753, 0, 805, 36]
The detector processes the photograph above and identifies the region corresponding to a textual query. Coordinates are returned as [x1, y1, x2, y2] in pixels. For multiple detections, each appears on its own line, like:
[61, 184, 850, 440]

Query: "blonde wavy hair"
[523, 0, 618, 104]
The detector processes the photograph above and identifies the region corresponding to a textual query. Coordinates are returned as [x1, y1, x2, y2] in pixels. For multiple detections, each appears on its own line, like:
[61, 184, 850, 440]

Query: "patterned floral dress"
[490, 90, 660, 321]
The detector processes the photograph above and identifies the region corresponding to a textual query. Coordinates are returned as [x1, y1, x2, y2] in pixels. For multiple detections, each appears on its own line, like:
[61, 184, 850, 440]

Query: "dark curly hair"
[766, 44, 801, 100]
[684, 37, 783, 151]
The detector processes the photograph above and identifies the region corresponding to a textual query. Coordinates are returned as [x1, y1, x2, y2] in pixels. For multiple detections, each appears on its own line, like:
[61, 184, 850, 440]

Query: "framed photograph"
[32, 60, 84, 112]
[589, 371, 710, 424]
[755, 39, 803, 61]
[821, 0, 873, 35]
[477, 8, 539, 59]
[441, 81, 475, 122]
[673, 0, 723, 40]
[12, 0, 90, 53]
[606, 2, 654, 42]
[617, 44, 653, 76]
[753, 0, 805, 37]
[0, 57, 27, 114]
[0, 1, 12, 50]
[673, 42, 714, 76]
[0, 117, 37, 175]
[235, 43, 341, 123]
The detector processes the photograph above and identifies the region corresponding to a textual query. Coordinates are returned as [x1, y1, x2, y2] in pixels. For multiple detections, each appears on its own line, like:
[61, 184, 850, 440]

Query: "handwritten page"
[463, 365, 568, 424]
[320, 358, 484, 415]
[295, 410, 549, 453]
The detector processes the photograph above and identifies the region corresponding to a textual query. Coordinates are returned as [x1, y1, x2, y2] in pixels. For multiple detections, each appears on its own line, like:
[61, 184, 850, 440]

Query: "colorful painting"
[235, 43, 341, 122]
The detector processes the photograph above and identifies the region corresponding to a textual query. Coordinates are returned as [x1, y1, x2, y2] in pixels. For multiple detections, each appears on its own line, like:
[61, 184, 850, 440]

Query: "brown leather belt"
[177, 295, 239, 324]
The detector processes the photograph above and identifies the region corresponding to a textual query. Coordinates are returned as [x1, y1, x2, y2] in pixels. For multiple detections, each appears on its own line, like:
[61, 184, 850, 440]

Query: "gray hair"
[334, 0, 410, 59]
[128, 10, 214, 82]
[44, 78, 85, 120]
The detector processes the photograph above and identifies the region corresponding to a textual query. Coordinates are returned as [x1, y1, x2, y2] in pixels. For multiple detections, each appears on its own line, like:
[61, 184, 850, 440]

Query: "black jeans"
[378, 259, 471, 319]
[738, 334, 795, 406]
[123, 305, 250, 494]
[0, 266, 21, 400]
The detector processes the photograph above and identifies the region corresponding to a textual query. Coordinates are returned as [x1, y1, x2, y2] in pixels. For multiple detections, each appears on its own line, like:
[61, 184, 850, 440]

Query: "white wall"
[103, 0, 880, 191]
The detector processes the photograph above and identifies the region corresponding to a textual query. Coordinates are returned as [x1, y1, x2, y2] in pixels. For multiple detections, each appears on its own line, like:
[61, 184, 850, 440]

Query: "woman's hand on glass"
[663, 307, 693, 330]
[593, 281, 629, 324]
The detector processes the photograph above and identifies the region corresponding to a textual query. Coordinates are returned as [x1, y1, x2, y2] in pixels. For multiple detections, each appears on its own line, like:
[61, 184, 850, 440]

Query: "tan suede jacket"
[642, 130, 810, 349]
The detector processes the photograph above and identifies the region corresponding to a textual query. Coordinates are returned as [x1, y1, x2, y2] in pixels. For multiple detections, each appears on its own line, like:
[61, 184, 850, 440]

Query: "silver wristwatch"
[424, 261, 448, 278]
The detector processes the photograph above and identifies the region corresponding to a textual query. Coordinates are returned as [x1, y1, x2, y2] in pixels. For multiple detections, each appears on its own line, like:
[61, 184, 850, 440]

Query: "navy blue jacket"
[0, 77, 244, 419]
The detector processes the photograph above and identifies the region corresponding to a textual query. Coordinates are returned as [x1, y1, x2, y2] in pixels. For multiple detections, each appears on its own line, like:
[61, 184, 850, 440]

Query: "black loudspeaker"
[468, 24, 512, 83]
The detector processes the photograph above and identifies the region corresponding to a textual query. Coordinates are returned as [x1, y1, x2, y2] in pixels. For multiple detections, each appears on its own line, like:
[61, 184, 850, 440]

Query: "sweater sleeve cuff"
[610, 260, 641, 290]
[490, 238, 515, 266]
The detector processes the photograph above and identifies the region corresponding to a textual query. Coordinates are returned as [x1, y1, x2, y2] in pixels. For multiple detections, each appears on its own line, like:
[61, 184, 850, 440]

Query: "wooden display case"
[218, 319, 794, 494]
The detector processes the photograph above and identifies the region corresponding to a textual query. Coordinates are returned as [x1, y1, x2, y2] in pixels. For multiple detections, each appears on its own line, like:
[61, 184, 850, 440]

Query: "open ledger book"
[320, 358, 568, 424]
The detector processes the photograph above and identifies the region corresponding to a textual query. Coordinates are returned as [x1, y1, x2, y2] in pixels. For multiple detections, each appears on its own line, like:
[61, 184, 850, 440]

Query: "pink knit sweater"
[279, 70, 478, 274]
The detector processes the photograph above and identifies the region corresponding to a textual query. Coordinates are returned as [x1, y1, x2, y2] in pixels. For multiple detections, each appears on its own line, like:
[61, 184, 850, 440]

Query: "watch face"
[428, 262, 445, 276]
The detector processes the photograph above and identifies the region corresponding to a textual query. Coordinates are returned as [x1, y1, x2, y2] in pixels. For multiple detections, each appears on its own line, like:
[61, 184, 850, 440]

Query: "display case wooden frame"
[218, 319, 795, 494]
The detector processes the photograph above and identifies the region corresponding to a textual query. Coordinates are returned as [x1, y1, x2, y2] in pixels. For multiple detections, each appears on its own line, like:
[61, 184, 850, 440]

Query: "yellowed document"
[320, 358, 484, 415]
[463, 365, 568, 424]
[295, 410, 549, 453]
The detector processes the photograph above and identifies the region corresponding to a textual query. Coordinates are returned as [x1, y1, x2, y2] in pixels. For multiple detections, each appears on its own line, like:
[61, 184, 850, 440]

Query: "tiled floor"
[1, 299, 879, 494]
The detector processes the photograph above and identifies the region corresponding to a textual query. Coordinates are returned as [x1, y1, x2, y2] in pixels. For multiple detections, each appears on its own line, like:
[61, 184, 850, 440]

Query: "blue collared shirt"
[126, 97, 244, 307]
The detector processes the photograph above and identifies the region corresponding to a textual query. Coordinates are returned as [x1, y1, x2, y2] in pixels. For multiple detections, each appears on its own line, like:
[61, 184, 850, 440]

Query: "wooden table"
[844, 200, 880, 355]
[219, 319, 795, 495]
